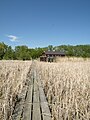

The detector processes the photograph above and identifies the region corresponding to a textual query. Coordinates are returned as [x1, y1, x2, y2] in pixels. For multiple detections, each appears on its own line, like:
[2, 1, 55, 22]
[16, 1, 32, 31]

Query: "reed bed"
[56, 57, 90, 62]
[35, 59, 90, 120]
[0, 60, 32, 120]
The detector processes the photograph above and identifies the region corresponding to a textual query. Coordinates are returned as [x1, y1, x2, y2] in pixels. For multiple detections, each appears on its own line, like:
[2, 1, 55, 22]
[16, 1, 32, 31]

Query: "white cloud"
[7, 35, 18, 42]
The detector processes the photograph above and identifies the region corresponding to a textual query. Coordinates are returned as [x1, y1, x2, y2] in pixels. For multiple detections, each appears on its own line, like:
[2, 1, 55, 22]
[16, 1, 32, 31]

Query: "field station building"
[40, 51, 65, 62]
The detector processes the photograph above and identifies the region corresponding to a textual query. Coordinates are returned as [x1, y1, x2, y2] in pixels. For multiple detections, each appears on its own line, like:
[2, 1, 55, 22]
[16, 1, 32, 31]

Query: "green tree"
[48, 45, 53, 51]
[3, 46, 14, 60]
[15, 46, 31, 60]
[0, 42, 8, 59]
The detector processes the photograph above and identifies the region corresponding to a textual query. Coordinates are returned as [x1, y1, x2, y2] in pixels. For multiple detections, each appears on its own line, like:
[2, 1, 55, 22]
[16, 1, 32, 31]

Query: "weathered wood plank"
[33, 80, 41, 120]
[12, 87, 27, 120]
[13, 62, 51, 120]
[33, 101, 41, 120]
[38, 79, 52, 120]
[22, 84, 33, 120]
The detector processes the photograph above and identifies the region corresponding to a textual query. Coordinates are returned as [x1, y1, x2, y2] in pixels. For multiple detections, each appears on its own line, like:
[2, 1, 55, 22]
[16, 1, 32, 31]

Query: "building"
[40, 51, 65, 62]
[45, 51, 65, 57]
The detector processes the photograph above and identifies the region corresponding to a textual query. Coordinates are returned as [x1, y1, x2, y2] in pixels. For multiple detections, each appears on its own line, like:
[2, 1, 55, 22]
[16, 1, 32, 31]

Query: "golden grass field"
[0, 58, 90, 120]
[0, 61, 32, 120]
[35, 58, 90, 120]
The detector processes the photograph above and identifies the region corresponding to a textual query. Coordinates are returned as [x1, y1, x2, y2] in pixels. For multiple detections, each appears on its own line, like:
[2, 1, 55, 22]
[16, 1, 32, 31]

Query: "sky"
[0, 0, 90, 48]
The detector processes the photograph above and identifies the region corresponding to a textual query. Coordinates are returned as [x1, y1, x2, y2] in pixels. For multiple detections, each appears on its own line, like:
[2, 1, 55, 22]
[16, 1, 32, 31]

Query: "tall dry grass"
[0, 60, 31, 120]
[35, 59, 90, 120]
[56, 57, 90, 62]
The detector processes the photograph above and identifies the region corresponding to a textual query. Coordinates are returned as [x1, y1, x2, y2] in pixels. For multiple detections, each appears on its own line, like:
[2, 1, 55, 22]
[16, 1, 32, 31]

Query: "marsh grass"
[35, 59, 90, 120]
[0, 60, 31, 120]
[0, 59, 90, 120]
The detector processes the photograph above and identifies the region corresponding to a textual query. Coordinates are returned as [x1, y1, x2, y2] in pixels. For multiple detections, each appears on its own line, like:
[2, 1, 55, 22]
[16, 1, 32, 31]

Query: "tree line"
[0, 42, 90, 60]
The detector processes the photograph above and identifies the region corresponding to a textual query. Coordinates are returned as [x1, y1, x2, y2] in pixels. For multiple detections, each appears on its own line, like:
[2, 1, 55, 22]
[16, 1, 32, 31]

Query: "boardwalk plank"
[22, 84, 33, 120]
[33, 80, 41, 120]
[13, 62, 52, 120]
[38, 79, 52, 120]
[12, 87, 27, 120]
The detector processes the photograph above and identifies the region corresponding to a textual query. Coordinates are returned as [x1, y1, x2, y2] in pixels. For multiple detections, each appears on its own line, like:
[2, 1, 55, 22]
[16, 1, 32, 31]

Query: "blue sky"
[0, 0, 90, 48]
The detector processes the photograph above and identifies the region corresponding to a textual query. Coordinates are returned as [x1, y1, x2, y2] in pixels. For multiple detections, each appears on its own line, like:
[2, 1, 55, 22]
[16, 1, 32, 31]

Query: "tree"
[15, 46, 31, 60]
[3, 46, 14, 60]
[0, 42, 8, 59]
[48, 45, 53, 51]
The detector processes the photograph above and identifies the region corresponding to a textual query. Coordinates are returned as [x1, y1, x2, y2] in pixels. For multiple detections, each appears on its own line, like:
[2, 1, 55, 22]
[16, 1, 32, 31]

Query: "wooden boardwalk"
[12, 62, 51, 120]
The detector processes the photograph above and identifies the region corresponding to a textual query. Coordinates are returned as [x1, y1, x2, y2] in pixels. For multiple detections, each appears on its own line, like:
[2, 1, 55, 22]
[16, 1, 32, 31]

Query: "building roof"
[45, 51, 65, 55]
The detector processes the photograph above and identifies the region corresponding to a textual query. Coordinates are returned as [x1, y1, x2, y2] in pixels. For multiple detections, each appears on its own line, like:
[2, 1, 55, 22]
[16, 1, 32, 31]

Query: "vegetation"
[0, 59, 90, 119]
[0, 42, 90, 60]
[35, 59, 90, 120]
[0, 61, 32, 119]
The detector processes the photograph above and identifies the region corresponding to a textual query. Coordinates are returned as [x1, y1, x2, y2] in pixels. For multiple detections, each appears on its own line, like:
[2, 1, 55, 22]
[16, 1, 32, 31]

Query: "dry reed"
[0, 60, 31, 120]
[35, 59, 90, 120]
